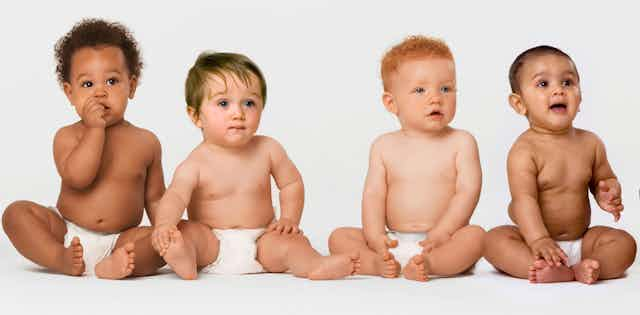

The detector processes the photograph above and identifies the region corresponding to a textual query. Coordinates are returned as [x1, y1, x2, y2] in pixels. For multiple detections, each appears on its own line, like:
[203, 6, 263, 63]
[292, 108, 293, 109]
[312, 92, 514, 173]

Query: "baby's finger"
[385, 237, 398, 248]
[613, 211, 621, 222]
[284, 225, 293, 234]
[267, 223, 276, 232]
[541, 249, 554, 266]
[292, 226, 300, 234]
[277, 224, 284, 234]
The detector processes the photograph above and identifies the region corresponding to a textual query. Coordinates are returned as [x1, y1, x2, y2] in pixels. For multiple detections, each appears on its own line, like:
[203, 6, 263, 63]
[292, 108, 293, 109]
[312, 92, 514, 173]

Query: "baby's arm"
[589, 136, 623, 221]
[143, 133, 166, 225]
[53, 125, 106, 190]
[422, 133, 481, 252]
[151, 160, 198, 255]
[53, 97, 110, 189]
[268, 138, 304, 234]
[508, 144, 567, 266]
[362, 139, 396, 253]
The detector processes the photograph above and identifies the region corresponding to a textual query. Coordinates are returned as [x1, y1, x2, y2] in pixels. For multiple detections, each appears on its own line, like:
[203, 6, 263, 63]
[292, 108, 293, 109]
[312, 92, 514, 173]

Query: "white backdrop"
[1, 0, 638, 260]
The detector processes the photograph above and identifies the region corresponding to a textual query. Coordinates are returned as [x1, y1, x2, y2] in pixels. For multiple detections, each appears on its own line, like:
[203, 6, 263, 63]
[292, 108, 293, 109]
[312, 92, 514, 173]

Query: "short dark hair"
[509, 45, 578, 93]
[185, 51, 267, 117]
[54, 18, 142, 85]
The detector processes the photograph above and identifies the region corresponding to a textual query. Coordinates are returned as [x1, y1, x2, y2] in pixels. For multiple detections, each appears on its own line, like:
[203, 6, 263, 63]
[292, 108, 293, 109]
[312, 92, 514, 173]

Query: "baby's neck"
[400, 127, 452, 139]
[529, 124, 575, 137]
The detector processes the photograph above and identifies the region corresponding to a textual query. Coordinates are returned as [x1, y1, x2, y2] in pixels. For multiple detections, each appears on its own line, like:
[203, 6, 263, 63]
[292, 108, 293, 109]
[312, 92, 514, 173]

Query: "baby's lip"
[427, 110, 443, 116]
[549, 103, 567, 110]
[228, 126, 246, 130]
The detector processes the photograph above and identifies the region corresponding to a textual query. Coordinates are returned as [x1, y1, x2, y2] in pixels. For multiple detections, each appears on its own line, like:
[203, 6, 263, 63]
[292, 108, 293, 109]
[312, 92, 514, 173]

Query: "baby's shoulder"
[446, 128, 478, 147]
[370, 131, 401, 149]
[574, 128, 602, 145]
[123, 123, 161, 147]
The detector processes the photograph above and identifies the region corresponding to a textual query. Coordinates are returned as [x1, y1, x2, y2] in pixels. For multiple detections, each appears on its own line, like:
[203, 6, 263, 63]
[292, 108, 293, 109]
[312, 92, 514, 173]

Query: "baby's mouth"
[549, 103, 567, 113]
[428, 110, 443, 118]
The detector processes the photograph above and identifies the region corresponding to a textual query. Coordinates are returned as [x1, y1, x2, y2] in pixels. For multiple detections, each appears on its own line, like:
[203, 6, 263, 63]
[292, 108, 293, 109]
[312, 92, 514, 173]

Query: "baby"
[329, 36, 485, 281]
[151, 51, 360, 280]
[484, 46, 637, 284]
[2, 19, 166, 279]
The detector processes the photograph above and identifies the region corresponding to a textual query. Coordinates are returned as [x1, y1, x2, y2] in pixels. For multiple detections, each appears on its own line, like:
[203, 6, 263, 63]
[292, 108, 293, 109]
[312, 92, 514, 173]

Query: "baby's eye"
[243, 100, 255, 107]
[414, 87, 426, 94]
[218, 100, 229, 107]
[81, 81, 93, 88]
[440, 86, 452, 94]
[106, 78, 119, 86]
[536, 80, 548, 88]
[561, 79, 573, 87]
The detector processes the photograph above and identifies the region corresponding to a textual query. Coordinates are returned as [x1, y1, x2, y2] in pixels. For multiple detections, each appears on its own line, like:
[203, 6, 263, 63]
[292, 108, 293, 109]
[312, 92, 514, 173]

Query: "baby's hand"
[267, 218, 301, 234]
[595, 180, 623, 222]
[151, 224, 176, 256]
[368, 235, 398, 255]
[80, 96, 107, 128]
[419, 232, 451, 254]
[529, 236, 568, 266]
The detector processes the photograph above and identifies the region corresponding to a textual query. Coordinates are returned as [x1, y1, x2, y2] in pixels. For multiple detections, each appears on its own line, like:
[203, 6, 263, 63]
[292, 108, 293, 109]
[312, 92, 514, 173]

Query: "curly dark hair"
[54, 18, 143, 85]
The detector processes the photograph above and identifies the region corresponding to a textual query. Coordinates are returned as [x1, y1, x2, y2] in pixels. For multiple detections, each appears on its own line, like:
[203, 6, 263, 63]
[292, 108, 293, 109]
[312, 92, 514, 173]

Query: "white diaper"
[201, 228, 266, 275]
[387, 231, 427, 268]
[51, 207, 119, 275]
[556, 238, 583, 266]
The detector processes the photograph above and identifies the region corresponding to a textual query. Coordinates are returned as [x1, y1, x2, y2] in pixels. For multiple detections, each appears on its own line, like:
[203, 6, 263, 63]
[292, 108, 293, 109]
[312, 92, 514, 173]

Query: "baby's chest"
[100, 142, 150, 180]
[387, 151, 457, 182]
[537, 154, 594, 190]
[198, 160, 272, 194]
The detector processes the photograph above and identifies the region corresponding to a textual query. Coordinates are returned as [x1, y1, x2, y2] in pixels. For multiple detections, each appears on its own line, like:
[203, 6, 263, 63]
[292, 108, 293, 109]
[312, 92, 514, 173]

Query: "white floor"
[0, 236, 637, 315]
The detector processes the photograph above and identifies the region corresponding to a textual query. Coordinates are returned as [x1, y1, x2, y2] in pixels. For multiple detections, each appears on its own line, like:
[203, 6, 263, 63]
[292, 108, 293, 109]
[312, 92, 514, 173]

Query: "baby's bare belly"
[539, 192, 591, 241]
[385, 188, 451, 233]
[57, 182, 145, 233]
[188, 198, 275, 229]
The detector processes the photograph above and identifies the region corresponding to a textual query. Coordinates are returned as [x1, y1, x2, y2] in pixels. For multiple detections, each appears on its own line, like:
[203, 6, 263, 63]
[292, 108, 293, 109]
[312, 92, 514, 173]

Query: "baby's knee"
[607, 229, 637, 255]
[328, 227, 357, 247]
[2, 200, 31, 229]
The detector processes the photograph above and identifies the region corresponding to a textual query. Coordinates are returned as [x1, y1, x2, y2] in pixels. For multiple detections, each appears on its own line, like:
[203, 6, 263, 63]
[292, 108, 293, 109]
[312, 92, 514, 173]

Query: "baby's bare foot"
[61, 236, 85, 276]
[376, 252, 401, 278]
[402, 255, 428, 282]
[95, 242, 135, 280]
[528, 259, 574, 283]
[307, 252, 359, 280]
[163, 229, 197, 280]
[573, 259, 600, 284]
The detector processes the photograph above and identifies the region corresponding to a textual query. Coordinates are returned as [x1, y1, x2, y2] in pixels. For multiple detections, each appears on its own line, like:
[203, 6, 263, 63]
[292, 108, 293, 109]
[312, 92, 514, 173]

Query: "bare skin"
[484, 53, 637, 284]
[329, 56, 485, 281]
[151, 70, 360, 280]
[2, 46, 166, 278]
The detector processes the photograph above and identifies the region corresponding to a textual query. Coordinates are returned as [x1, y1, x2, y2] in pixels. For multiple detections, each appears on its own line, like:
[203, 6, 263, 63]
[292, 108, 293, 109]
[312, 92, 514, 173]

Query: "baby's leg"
[484, 225, 535, 278]
[484, 225, 574, 283]
[329, 227, 400, 278]
[579, 226, 636, 283]
[95, 226, 166, 279]
[258, 231, 359, 280]
[414, 225, 485, 278]
[2, 200, 84, 275]
[162, 220, 219, 280]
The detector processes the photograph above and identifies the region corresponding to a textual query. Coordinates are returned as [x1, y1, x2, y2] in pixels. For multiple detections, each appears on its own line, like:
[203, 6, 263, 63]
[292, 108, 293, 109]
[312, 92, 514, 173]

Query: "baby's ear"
[186, 106, 202, 128]
[382, 91, 398, 114]
[63, 82, 73, 101]
[508, 93, 527, 116]
[128, 75, 138, 99]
